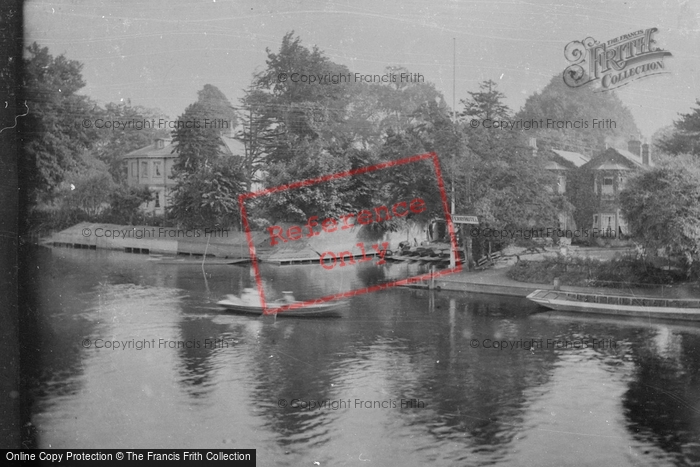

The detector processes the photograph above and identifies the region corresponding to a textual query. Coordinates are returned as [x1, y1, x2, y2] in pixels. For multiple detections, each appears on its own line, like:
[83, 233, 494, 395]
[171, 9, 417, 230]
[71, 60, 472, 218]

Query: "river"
[20, 246, 700, 466]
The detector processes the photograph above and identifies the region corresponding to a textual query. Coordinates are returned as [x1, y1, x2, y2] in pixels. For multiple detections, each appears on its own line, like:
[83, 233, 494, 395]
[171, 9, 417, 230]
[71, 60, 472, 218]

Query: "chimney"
[628, 135, 641, 158]
[642, 143, 650, 165]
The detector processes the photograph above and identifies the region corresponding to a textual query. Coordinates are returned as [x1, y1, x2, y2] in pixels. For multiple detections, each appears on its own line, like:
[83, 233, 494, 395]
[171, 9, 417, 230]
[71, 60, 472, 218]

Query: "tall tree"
[344, 69, 447, 151]
[459, 79, 510, 121]
[459, 80, 566, 256]
[516, 75, 640, 154]
[235, 87, 279, 191]
[196, 84, 237, 134]
[251, 32, 353, 162]
[19, 43, 100, 203]
[172, 84, 233, 175]
[246, 32, 356, 221]
[656, 99, 700, 157]
[169, 85, 246, 228]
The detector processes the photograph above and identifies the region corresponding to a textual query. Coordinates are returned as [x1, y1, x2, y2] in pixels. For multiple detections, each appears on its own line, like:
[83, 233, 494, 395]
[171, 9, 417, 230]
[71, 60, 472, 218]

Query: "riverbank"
[41, 221, 426, 263]
[424, 266, 699, 299]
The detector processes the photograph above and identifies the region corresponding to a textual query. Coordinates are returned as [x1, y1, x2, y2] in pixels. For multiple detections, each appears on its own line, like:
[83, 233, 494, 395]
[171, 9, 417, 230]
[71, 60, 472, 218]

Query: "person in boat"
[281, 291, 296, 303]
[239, 287, 261, 306]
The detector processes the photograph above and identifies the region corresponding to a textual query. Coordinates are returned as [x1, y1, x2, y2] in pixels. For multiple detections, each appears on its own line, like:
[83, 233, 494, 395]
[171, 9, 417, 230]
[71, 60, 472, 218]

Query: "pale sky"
[25, 0, 700, 139]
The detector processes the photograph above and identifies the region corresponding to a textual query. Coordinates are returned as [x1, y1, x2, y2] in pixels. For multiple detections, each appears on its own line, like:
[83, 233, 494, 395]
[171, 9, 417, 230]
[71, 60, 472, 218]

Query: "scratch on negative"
[0, 101, 29, 134]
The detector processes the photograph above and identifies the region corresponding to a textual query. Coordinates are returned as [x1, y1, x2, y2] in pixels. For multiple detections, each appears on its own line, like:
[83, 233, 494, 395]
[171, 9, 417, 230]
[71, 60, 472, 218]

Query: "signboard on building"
[452, 215, 479, 224]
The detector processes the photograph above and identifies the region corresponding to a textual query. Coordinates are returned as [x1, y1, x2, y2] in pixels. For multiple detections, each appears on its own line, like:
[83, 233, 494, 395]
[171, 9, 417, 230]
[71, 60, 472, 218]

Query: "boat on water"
[526, 289, 700, 321]
[217, 289, 343, 317]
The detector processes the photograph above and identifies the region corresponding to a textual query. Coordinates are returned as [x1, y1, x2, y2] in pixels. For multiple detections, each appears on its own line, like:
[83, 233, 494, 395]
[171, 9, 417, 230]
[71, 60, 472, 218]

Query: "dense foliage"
[168, 85, 246, 229]
[516, 75, 640, 153]
[26, 32, 698, 284]
[508, 256, 686, 287]
[656, 100, 700, 157]
[20, 43, 100, 204]
[619, 154, 700, 278]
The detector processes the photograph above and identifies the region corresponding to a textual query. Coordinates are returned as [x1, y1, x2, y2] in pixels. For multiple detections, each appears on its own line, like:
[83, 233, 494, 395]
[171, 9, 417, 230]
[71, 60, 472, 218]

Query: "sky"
[25, 0, 700, 140]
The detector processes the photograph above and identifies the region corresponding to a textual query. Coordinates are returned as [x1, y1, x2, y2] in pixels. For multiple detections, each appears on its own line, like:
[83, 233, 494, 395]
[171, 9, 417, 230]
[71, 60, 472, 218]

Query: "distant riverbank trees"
[23, 34, 645, 257]
[20, 43, 167, 234]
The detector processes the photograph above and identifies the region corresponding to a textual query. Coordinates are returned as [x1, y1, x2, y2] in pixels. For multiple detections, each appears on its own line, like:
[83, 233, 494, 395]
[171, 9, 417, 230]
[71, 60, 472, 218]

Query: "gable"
[582, 148, 641, 171]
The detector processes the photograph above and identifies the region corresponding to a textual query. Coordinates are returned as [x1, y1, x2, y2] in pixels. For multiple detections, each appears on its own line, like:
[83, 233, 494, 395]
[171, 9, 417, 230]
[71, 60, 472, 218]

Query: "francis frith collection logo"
[563, 28, 672, 91]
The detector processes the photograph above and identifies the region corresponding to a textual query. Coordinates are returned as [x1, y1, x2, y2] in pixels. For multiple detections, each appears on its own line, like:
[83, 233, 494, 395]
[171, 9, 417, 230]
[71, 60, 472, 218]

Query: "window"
[131, 162, 137, 177]
[602, 214, 614, 234]
[557, 175, 566, 193]
[153, 161, 162, 177]
[141, 161, 148, 178]
[155, 192, 160, 208]
[593, 215, 598, 227]
[602, 176, 614, 195]
[157, 139, 164, 149]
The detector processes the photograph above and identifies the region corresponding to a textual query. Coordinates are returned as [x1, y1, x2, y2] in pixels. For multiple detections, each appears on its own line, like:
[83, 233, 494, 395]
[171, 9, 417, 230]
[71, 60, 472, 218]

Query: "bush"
[507, 255, 687, 287]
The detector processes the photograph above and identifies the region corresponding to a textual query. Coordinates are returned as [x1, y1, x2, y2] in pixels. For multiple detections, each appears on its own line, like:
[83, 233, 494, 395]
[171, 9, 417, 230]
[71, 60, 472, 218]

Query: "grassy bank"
[507, 256, 687, 288]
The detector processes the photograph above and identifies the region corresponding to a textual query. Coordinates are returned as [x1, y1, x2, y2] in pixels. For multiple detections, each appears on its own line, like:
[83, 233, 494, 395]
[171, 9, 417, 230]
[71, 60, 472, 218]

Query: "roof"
[551, 149, 590, 168]
[122, 139, 175, 159]
[614, 148, 646, 167]
[544, 160, 570, 171]
[583, 147, 649, 171]
[123, 136, 246, 160]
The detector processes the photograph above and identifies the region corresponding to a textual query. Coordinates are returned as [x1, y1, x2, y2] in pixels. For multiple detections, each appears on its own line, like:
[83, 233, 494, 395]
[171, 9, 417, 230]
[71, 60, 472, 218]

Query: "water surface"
[22, 247, 700, 466]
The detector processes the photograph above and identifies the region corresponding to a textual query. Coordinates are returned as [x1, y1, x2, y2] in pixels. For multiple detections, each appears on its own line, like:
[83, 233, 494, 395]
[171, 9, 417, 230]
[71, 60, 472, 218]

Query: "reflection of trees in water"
[379, 296, 558, 460]
[256, 261, 426, 301]
[21, 247, 107, 448]
[244, 291, 561, 457]
[623, 334, 700, 465]
[354, 261, 388, 287]
[246, 319, 350, 447]
[175, 317, 242, 399]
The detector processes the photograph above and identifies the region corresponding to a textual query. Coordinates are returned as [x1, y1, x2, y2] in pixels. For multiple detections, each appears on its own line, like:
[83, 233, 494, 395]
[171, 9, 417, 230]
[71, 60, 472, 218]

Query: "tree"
[106, 185, 155, 225]
[170, 85, 245, 228]
[516, 75, 640, 154]
[61, 172, 115, 217]
[620, 155, 700, 278]
[196, 84, 237, 133]
[656, 99, 700, 157]
[235, 87, 279, 191]
[460, 80, 567, 256]
[59, 151, 115, 216]
[19, 43, 101, 203]
[459, 79, 509, 121]
[344, 69, 447, 151]
[251, 31, 353, 164]
[167, 158, 245, 229]
[172, 100, 226, 175]
[244, 32, 358, 221]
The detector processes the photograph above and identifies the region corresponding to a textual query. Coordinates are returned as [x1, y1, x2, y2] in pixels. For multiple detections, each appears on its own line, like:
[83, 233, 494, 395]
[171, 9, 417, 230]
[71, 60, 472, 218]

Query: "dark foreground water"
[21, 246, 700, 466]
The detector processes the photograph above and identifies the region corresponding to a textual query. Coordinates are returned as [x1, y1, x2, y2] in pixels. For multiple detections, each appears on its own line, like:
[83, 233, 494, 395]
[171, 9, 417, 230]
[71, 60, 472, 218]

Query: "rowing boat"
[217, 289, 343, 317]
[526, 289, 700, 321]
